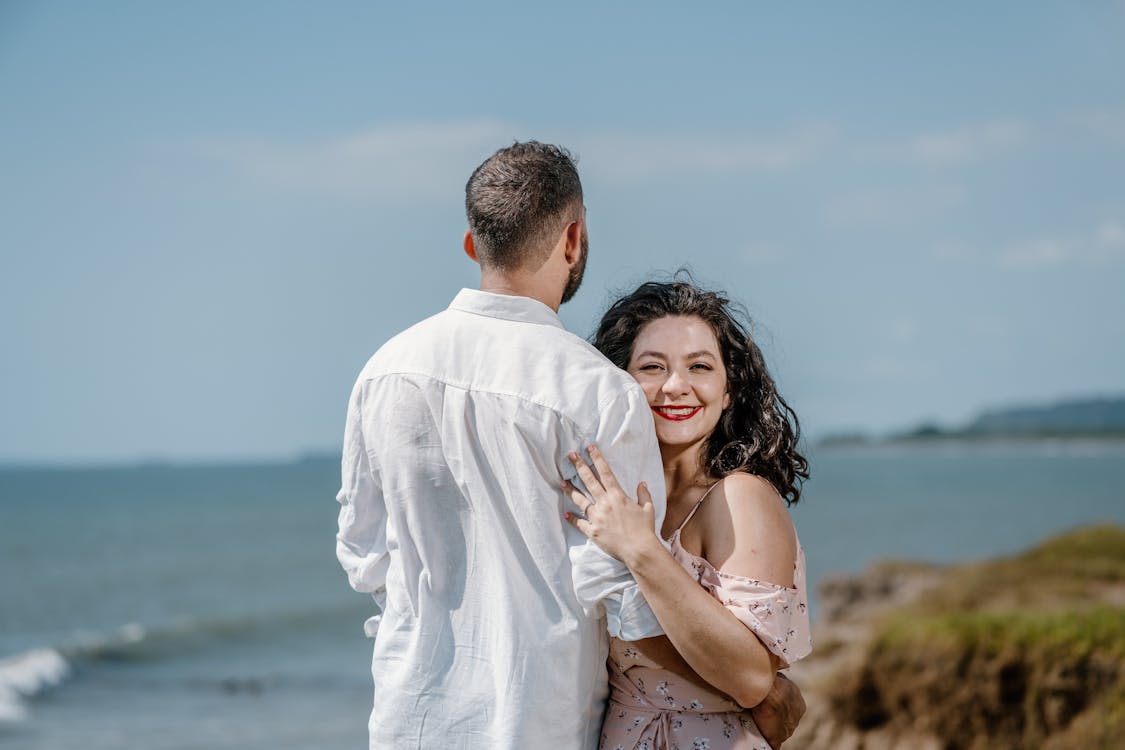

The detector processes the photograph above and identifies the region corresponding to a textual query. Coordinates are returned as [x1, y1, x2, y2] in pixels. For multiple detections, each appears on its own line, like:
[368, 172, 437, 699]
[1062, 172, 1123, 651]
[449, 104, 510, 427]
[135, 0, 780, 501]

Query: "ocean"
[2, 440, 1123, 749]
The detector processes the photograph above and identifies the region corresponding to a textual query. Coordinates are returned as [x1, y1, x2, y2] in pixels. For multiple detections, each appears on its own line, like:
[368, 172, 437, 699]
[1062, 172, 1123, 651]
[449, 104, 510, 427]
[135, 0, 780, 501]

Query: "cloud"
[739, 243, 785, 264]
[578, 124, 835, 180]
[930, 241, 976, 263]
[937, 219, 1125, 269]
[825, 184, 965, 227]
[889, 318, 918, 343]
[999, 237, 1075, 268]
[1000, 219, 1125, 268]
[860, 120, 1032, 167]
[192, 120, 515, 200]
[854, 108, 1125, 168]
[190, 120, 837, 199]
[966, 314, 1010, 340]
[1065, 108, 1125, 145]
[1097, 219, 1125, 247]
[851, 353, 937, 380]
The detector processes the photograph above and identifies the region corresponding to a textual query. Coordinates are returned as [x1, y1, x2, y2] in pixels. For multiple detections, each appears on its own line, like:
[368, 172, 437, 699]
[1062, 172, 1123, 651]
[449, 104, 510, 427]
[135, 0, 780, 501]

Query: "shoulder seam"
[358, 371, 585, 435]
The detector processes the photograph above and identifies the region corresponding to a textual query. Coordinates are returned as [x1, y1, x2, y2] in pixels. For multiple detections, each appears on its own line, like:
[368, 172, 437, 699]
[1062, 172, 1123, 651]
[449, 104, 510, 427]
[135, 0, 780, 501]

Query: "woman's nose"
[662, 370, 690, 396]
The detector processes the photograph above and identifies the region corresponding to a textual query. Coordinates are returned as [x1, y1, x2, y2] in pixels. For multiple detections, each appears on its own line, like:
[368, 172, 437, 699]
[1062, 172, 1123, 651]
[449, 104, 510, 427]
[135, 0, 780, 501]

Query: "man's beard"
[559, 228, 588, 305]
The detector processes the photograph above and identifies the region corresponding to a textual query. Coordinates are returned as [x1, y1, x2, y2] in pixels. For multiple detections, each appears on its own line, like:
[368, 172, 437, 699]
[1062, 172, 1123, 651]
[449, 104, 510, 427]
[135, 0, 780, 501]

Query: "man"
[336, 141, 802, 748]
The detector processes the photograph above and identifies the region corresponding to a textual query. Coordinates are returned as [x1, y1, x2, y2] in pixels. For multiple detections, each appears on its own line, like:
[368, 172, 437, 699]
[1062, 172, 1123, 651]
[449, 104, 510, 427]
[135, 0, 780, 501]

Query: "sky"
[2, 1, 1124, 464]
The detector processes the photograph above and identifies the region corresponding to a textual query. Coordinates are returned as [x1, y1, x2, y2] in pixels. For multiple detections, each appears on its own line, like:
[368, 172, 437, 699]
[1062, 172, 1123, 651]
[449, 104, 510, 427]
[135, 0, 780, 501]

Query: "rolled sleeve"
[567, 386, 668, 641]
[335, 383, 389, 633]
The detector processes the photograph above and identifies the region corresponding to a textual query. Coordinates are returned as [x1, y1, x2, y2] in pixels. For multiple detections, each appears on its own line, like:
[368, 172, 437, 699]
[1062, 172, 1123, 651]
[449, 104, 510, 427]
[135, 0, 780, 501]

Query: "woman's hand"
[563, 444, 664, 567]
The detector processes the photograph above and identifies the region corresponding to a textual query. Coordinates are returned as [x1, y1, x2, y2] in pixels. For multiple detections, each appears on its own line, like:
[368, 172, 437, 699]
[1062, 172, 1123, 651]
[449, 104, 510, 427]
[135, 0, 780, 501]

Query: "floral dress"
[600, 484, 812, 750]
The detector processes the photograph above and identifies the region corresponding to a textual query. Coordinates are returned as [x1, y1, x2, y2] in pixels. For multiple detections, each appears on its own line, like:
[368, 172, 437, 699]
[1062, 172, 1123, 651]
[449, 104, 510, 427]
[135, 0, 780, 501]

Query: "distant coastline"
[820, 395, 1125, 447]
[5, 396, 1125, 469]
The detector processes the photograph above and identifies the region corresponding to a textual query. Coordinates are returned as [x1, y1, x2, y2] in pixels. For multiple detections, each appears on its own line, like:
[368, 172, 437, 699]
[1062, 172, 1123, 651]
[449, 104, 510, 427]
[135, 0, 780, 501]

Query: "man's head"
[464, 141, 587, 303]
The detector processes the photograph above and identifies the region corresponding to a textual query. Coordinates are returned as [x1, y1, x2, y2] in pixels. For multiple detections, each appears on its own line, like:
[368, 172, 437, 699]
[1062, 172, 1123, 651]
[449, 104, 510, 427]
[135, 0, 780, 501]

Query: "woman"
[564, 279, 811, 750]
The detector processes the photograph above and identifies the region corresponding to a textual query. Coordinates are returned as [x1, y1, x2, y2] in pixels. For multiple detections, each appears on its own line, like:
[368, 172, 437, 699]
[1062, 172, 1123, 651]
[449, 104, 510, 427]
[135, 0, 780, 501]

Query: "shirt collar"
[448, 288, 565, 330]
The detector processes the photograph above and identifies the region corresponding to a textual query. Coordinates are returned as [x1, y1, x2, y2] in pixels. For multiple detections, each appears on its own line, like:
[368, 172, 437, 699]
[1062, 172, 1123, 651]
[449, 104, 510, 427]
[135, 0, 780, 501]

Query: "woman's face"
[626, 315, 730, 451]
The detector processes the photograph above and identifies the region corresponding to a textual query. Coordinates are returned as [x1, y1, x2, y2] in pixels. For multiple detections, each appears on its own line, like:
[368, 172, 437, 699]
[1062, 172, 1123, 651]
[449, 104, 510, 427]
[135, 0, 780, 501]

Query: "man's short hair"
[465, 141, 583, 271]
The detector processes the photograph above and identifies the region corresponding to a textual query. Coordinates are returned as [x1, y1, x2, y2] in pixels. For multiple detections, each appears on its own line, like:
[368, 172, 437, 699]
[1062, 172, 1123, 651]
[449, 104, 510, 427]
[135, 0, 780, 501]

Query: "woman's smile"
[652, 405, 703, 421]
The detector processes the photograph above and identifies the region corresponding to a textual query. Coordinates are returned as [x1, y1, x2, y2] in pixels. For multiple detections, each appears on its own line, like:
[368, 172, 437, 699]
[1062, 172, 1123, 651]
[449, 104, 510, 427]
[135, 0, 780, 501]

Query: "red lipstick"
[652, 406, 702, 421]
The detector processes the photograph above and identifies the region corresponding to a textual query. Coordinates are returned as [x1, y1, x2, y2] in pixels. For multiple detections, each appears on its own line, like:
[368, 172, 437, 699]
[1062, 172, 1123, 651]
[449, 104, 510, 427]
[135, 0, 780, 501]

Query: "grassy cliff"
[792, 525, 1125, 749]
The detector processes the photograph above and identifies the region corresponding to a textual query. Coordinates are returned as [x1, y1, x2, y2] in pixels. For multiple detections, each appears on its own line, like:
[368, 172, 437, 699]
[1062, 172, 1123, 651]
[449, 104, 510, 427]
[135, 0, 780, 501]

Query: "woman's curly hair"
[593, 276, 809, 504]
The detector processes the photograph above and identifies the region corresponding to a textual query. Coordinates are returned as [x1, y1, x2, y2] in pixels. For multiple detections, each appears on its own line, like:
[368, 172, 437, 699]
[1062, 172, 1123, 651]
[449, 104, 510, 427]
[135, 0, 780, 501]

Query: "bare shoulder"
[709, 473, 794, 538]
[699, 473, 797, 587]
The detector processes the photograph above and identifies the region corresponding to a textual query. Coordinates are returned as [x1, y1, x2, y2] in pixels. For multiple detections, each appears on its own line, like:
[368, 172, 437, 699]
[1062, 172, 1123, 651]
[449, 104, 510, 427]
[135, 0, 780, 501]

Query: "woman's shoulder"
[718, 471, 780, 500]
[714, 473, 791, 525]
[698, 472, 797, 585]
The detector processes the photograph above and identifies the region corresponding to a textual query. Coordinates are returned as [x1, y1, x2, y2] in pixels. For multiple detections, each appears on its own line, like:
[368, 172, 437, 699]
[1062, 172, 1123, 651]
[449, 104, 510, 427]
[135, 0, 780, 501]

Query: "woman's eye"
[690, 363, 712, 371]
[639, 364, 663, 371]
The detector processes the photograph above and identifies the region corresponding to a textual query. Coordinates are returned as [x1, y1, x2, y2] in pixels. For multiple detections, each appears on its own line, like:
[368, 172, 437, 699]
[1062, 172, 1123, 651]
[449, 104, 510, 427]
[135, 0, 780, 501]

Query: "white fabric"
[336, 288, 668, 750]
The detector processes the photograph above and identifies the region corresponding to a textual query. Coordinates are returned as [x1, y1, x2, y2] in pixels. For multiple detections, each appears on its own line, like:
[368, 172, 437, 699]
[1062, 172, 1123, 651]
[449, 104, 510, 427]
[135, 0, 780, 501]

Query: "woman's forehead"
[632, 315, 721, 355]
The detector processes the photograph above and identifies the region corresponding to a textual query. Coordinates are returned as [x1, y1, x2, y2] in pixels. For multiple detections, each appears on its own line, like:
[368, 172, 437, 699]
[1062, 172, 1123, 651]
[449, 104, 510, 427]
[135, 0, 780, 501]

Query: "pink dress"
[600, 484, 812, 750]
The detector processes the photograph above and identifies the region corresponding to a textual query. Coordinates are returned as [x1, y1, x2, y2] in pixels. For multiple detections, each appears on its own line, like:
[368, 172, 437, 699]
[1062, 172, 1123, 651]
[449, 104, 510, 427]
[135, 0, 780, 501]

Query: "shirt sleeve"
[565, 385, 668, 641]
[335, 380, 389, 637]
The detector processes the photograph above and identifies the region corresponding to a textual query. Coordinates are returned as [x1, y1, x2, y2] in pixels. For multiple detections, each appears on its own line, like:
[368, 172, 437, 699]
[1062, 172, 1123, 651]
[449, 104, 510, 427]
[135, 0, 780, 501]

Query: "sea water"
[1, 441, 1123, 749]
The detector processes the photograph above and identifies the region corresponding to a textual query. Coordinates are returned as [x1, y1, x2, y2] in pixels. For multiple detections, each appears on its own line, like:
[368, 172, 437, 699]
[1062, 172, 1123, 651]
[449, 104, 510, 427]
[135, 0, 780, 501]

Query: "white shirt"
[336, 289, 668, 750]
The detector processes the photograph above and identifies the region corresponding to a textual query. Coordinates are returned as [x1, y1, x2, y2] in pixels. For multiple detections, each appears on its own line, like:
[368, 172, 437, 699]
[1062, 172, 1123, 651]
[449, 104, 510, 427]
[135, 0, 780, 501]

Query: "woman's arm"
[564, 446, 796, 709]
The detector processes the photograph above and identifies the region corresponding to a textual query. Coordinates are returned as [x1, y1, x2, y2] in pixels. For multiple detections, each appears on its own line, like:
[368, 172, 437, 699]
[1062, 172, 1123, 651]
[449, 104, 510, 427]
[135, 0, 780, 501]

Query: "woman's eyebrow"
[633, 350, 718, 360]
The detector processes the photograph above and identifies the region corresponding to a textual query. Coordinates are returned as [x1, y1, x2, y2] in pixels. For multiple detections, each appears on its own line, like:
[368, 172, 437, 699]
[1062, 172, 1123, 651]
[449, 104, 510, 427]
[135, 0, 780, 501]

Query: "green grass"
[874, 605, 1125, 660]
[898, 524, 1125, 614]
[827, 525, 1125, 749]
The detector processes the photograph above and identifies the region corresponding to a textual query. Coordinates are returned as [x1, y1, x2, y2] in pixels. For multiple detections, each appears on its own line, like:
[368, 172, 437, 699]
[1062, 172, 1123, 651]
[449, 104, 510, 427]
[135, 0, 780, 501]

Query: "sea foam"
[0, 648, 70, 722]
[0, 622, 146, 722]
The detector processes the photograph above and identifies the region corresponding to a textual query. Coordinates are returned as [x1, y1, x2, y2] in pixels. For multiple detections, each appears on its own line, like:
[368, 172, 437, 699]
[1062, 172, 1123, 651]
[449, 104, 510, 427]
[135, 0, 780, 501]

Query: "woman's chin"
[656, 431, 711, 454]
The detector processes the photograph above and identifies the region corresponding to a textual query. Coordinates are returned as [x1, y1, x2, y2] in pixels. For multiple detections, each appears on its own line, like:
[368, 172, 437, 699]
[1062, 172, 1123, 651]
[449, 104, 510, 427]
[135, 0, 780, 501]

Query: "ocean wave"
[0, 621, 151, 722]
[60, 603, 365, 664]
[0, 600, 369, 722]
[0, 647, 70, 722]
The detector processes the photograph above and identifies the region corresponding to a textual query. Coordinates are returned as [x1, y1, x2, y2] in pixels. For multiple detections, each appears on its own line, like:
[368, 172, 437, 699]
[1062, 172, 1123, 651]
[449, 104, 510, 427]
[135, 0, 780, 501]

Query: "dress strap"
[673, 480, 722, 534]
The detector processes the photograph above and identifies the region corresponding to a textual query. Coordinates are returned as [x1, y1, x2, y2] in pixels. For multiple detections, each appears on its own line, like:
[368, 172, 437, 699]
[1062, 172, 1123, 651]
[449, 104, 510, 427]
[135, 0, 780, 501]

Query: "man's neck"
[478, 269, 562, 312]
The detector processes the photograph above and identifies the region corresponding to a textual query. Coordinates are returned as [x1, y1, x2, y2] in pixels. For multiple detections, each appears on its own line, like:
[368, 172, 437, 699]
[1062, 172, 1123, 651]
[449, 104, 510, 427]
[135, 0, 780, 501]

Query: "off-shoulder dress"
[600, 482, 812, 750]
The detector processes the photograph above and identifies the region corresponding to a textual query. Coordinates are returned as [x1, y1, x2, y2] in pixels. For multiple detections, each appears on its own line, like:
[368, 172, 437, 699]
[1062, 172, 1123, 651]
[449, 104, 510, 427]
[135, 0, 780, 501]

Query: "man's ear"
[463, 230, 480, 264]
[562, 221, 582, 265]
